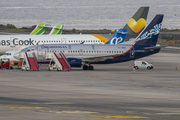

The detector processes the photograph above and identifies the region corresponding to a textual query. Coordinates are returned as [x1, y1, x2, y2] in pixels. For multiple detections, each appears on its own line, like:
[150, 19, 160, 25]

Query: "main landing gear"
[83, 65, 94, 70]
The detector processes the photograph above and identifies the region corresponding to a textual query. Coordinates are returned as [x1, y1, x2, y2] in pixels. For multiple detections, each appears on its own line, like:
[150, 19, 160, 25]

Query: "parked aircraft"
[14, 14, 165, 70]
[0, 50, 21, 69]
[0, 7, 149, 54]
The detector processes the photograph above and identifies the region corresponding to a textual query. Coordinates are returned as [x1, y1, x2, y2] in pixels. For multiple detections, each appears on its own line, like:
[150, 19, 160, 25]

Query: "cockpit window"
[7, 53, 11, 55]
[3, 53, 11, 55]
[21, 48, 30, 52]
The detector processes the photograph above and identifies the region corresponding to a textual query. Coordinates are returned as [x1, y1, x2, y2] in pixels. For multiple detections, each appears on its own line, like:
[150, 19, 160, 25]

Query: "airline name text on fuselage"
[0, 38, 34, 46]
[44, 46, 68, 49]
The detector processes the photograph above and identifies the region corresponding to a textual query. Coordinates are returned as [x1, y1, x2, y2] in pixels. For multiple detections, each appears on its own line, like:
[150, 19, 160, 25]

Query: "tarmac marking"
[31, 102, 73, 105]
[0, 106, 48, 109]
[90, 115, 149, 118]
[144, 113, 180, 115]
[41, 110, 97, 114]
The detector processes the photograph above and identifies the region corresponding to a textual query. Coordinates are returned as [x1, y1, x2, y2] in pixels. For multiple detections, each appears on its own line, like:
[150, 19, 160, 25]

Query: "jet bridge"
[46, 52, 71, 71]
[21, 52, 39, 71]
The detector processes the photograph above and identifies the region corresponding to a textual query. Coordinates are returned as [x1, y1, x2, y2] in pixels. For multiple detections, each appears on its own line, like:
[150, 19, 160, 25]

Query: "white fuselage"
[18, 43, 132, 63]
[0, 34, 109, 54]
[0, 50, 20, 61]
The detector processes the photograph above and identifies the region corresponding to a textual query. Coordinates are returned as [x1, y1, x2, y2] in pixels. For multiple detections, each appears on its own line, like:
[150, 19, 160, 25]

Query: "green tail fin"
[49, 25, 64, 35]
[30, 24, 51, 35]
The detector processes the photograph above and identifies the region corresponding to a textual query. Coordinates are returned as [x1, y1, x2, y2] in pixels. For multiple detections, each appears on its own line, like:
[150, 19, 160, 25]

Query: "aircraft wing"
[82, 54, 120, 62]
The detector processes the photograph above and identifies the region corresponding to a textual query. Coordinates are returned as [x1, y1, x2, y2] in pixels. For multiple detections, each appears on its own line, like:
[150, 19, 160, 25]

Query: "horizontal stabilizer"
[144, 45, 167, 50]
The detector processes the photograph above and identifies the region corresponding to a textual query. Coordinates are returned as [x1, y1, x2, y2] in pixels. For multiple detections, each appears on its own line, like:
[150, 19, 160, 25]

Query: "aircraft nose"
[13, 53, 20, 60]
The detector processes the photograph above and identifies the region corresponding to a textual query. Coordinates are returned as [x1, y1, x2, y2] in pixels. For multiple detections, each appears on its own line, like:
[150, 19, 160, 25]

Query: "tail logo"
[137, 23, 162, 41]
[110, 37, 123, 44]
[127, 18, 146, 33]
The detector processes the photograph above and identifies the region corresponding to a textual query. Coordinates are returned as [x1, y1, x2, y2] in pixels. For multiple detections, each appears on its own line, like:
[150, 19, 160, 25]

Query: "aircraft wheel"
[10, 66, 13, 69]
[83, 65, 88, 70]
[89, 65, 94, 70]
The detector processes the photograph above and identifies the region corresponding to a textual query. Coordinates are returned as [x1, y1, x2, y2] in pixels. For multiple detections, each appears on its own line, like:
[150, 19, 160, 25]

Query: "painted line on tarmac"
[144, 113, 180, 115]
[90, 115, 149, 118]
[41, 110, 97, 114]
[31, 102, 73, 105]
[0, 106, 48, 109]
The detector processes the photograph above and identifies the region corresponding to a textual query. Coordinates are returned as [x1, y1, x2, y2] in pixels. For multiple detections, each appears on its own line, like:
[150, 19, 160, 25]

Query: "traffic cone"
[133, 68, 135, 72]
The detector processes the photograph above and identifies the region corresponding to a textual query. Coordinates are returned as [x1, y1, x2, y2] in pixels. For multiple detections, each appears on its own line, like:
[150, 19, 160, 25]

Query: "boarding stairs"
[46, 52, 71, 71]
[21, 52, 39, 71]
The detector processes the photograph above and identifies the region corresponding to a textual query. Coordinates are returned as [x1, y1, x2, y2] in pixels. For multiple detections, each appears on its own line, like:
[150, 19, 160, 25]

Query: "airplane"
[14, 14, 165, 71]
[0, 7, 149, 54]
[0, 50, 21, 69]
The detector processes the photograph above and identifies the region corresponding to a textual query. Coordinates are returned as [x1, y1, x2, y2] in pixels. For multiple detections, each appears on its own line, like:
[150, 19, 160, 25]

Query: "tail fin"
[30, 24, 51, 35]
[123, 7, 149, 40]
[134, 14, 164, 47]
[49, 25, 64, 35]
[105, 29, 127, 44]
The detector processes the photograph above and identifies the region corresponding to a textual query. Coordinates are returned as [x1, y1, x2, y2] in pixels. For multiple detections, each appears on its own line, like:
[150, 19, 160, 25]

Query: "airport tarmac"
[0, 47, 180, 120]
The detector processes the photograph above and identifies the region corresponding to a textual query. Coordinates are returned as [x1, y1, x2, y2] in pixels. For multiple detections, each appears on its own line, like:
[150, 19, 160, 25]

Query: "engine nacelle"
[68, 58, 82, 67]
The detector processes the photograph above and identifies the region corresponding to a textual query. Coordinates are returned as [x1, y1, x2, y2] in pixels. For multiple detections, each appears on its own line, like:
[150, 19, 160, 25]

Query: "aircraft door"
[37, 46, 42, 56]
[130, 48, 135, 58]
[79, 49, 83, 57]
[10, 37, 15, 47]
[61, 38, 66, 44]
